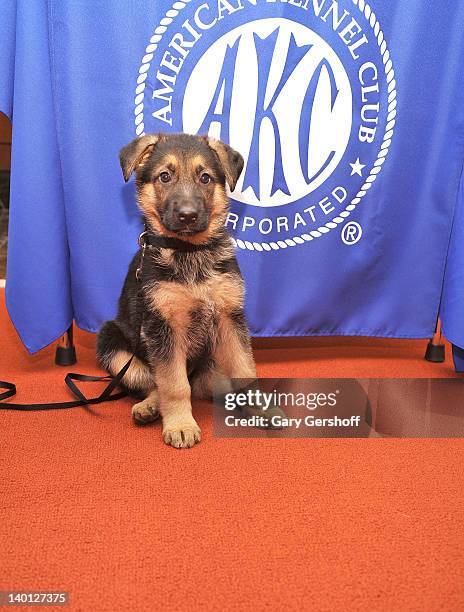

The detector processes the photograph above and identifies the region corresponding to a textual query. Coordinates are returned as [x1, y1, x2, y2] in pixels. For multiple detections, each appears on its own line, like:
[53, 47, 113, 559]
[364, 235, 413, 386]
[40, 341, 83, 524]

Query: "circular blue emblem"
[134, 0, 397, 252]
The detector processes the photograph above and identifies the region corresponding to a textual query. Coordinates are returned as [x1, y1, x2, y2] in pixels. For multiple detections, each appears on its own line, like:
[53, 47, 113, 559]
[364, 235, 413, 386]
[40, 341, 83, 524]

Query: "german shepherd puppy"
[97, 133, 256, 448]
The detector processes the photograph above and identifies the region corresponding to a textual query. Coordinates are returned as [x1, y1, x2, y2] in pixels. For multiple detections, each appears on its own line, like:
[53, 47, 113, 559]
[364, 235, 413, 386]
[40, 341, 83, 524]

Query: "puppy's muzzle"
[163, 196, 209, 235]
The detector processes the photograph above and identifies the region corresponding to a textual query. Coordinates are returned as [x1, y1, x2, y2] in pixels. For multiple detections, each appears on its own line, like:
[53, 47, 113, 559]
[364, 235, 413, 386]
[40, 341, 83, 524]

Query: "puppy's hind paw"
[132, 398, 160, 424]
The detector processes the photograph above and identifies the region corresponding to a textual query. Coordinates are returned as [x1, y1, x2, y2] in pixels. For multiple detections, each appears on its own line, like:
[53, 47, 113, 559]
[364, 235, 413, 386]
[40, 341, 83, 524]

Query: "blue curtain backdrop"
[1, 0, 463, 358]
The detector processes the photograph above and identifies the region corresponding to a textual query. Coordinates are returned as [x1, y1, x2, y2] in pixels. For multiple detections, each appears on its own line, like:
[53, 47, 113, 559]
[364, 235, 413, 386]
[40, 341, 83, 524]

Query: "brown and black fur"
[97, 133, 256, 448]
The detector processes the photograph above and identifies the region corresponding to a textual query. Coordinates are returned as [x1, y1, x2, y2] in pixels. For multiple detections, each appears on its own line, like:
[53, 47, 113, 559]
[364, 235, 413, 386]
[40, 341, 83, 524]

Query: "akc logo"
[134, 0, 397, 252]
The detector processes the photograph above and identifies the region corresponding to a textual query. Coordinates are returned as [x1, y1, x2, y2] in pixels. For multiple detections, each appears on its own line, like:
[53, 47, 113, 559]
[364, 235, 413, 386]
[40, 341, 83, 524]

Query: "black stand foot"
[425, 319, 445, 364]
[55, 345, 77, 366]
[55, 325, 77, 366]
[425, 342, 445, 363]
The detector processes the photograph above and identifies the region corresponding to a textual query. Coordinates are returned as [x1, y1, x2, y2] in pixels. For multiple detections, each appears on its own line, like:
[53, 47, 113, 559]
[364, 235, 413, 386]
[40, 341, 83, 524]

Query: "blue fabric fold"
[442, 168, 464, 353]
[2, 0, 72, 353]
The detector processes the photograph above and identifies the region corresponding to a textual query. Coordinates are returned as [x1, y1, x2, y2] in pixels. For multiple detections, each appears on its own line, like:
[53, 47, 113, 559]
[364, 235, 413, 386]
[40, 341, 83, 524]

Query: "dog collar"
[138, 231, 212, 252]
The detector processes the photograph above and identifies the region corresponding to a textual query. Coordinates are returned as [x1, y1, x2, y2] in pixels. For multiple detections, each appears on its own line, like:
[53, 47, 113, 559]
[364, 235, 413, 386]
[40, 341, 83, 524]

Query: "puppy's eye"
[159, 171, 171, 183]
[200, 173, 211, 184]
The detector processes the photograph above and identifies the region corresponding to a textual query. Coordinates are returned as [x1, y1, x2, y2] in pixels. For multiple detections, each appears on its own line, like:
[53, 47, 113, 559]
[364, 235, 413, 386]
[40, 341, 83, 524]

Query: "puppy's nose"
[177, 207, 198, 225]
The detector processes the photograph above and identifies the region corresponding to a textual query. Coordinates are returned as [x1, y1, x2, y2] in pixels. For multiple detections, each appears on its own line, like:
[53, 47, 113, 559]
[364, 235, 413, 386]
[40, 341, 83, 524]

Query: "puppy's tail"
[97, 321, 153, 397]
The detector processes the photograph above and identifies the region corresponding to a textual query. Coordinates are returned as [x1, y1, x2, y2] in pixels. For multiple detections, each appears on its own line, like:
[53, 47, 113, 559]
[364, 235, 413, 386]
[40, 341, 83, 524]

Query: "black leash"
[0, 361, 132, 410]
[0, 230, 208, 411]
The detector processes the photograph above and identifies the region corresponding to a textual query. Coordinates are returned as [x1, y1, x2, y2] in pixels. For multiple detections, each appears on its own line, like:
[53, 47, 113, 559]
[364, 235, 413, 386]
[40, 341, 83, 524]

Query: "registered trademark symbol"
[341, 222, 362, 245]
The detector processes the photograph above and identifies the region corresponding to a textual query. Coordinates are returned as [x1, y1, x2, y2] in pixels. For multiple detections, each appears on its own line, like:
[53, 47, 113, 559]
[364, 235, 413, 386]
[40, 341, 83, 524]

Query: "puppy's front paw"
[162, 418, 201, 449]
[132, 397, 160, 424]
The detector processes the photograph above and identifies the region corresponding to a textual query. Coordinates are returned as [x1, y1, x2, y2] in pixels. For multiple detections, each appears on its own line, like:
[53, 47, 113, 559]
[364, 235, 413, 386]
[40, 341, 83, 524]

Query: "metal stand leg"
[425, 319, 445, 363]
[55, 324, 77, 366]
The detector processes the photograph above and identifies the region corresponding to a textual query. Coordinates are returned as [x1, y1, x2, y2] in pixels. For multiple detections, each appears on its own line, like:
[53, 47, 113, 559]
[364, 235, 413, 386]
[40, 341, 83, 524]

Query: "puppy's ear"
[119, 134, 160, 182]
[206, 137, 244, 191]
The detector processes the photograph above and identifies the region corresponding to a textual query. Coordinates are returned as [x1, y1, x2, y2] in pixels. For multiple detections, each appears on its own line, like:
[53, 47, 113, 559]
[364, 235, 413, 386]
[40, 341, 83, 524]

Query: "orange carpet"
[1, 289, 463, 611]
